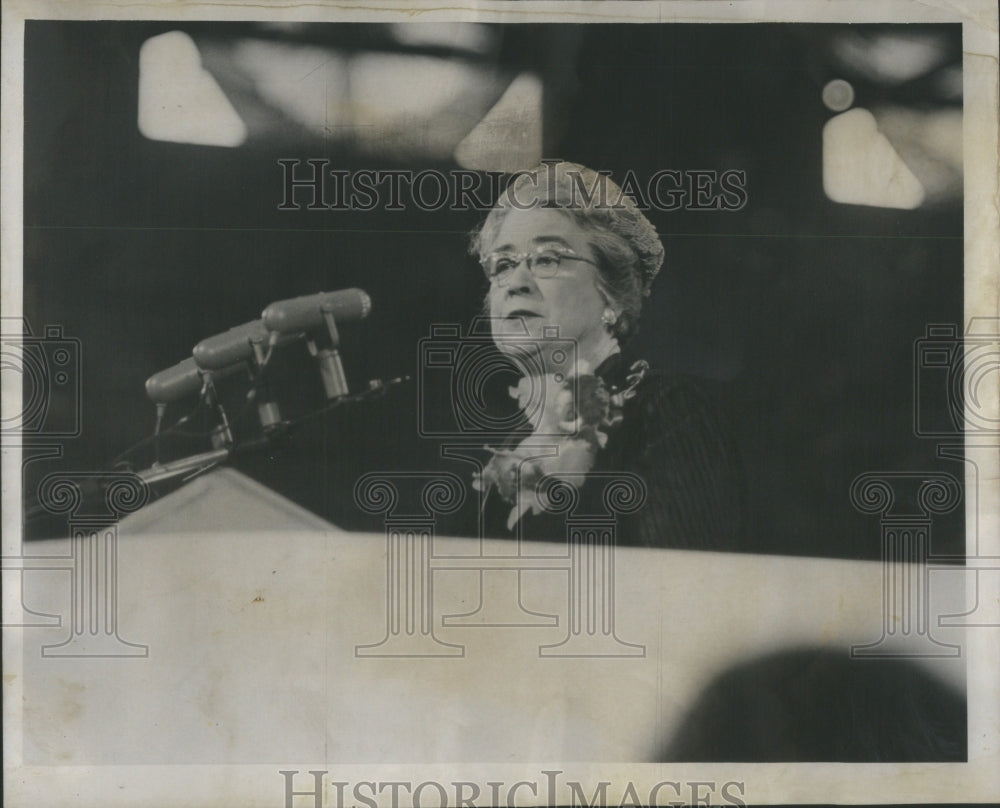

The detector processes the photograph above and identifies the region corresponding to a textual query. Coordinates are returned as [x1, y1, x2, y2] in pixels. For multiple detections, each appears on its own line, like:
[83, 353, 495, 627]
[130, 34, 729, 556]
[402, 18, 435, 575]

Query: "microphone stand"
[136, 447, 232, 486]
[132, 374, 409, 487]
[304, 306, 349, 400]
[25, 291, 401, 537]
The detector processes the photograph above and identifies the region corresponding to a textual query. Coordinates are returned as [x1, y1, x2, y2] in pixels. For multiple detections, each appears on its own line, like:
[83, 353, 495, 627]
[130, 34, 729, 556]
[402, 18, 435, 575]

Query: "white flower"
[477, 360, 648, 531]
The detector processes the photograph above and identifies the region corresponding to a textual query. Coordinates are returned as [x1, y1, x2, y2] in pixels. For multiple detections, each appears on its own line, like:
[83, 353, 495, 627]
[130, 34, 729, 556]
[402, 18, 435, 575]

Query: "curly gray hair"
[469, 161, 665, 342]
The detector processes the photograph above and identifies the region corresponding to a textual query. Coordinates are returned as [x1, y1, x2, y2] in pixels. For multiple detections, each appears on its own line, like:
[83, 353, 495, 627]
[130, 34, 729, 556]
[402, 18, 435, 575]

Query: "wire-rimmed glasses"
[481, 245, 601, 286]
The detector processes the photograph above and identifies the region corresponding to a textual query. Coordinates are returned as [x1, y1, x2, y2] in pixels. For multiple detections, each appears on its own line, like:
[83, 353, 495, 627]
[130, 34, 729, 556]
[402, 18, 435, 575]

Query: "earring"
[601, 308, 618, 327]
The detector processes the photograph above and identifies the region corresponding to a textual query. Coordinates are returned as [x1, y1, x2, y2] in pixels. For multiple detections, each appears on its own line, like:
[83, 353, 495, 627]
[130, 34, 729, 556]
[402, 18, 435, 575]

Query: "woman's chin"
[493, 337, 542, 360]
[492, 319, 544, 348]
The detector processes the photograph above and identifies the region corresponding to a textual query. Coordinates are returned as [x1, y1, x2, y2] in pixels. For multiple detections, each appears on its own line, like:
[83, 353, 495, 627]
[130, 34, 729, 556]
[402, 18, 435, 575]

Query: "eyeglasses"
[481, 245, 601, 286]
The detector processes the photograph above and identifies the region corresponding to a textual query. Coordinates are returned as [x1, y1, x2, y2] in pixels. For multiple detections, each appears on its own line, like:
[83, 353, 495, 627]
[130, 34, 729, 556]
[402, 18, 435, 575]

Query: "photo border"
[3, 1, 997, 805]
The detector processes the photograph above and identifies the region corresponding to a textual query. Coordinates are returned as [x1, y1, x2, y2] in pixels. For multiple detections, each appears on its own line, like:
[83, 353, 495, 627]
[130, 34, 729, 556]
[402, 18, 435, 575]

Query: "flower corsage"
[473, 360, 648, 530]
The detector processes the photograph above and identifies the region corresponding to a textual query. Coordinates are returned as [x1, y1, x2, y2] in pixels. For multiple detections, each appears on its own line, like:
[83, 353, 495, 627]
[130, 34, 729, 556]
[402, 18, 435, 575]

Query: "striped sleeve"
[621, 375, 744, 551]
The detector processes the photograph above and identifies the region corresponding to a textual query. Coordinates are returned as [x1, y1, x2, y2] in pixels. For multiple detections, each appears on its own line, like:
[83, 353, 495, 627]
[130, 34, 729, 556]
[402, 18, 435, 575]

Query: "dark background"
[21, 21, 965, 558]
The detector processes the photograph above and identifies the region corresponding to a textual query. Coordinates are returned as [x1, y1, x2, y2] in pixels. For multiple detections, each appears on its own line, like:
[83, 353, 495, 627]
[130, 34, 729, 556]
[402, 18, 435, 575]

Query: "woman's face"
[485, 208, 611, 371]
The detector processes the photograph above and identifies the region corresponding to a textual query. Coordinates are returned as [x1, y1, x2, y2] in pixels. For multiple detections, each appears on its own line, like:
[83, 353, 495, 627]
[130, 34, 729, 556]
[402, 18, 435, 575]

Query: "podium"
[12, 468, 968, 765]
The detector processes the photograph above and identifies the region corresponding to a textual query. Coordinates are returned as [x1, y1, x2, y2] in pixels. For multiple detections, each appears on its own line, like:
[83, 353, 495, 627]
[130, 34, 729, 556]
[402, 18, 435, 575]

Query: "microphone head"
[192, 320, 270, 370]
[262, 288, 372, 334]
[145, 357, 202, 404]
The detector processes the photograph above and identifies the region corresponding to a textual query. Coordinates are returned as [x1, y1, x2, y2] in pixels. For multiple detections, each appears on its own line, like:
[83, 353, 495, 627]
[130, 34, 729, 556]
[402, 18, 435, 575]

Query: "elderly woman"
[469, 161, 742, 550]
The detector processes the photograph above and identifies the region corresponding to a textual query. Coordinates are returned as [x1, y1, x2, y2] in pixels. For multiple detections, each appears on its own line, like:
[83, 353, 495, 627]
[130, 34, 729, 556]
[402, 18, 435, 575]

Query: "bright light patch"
[389, 22, 494, 55]
[822, 108, 925, 209]
[454, 72, 543, 173]
[832, 32, 948, 86]
[821, 79, 855, 112]
[230, 39, 349, 137]
[138, 31, 247, 147]
[228, 42, 492, 157]
[872, 106, 962, 204]
[349, 53, 485, 131]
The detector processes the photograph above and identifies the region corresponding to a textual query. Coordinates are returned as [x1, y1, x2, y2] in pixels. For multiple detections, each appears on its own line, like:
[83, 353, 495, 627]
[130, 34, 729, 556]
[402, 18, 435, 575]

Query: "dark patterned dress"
[480, 352, 744, 550]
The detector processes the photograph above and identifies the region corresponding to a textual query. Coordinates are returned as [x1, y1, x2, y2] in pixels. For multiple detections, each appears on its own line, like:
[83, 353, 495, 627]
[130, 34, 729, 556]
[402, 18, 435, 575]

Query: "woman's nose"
[504, 260, 538, 294]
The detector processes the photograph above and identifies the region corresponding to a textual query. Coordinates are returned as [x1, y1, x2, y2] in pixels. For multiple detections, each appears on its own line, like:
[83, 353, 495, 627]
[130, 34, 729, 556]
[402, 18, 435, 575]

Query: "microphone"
[261, 288, 371, 335]
[192, 320, 271, 371]
[193, 320, 284, 430]
[145, 357, 202, 404]
[145, 357, 247, 405]
[145, 357, 245, 449]
[262, 288, 372, 399]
